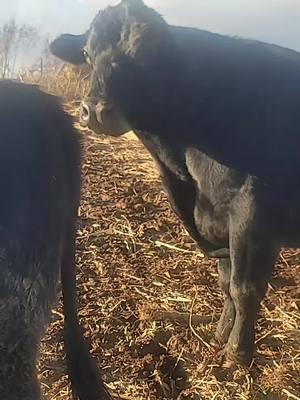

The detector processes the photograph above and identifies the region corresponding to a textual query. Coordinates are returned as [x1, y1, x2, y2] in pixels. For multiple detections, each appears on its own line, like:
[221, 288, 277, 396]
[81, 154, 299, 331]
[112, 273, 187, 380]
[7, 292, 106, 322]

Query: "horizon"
[1, 0, 300, 51]
[1, 0, 300, 72]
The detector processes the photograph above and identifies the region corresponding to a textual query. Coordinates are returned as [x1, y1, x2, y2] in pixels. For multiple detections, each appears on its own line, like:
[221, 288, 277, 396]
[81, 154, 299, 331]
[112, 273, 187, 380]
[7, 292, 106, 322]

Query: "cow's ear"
[121, 0, 169, 66]
[124, 22, 170, 67]
[50, 34, 87, 65]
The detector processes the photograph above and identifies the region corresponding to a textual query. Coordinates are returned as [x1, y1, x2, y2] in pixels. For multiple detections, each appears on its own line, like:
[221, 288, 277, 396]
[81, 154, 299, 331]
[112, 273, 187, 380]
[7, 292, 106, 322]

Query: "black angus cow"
[0, 81, 108, 400]
[51, 0, 300, 366]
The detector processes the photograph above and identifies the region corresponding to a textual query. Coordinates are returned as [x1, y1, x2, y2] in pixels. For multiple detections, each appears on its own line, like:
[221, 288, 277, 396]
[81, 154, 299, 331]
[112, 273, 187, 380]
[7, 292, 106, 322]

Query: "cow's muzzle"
[79, 101, 130, 136]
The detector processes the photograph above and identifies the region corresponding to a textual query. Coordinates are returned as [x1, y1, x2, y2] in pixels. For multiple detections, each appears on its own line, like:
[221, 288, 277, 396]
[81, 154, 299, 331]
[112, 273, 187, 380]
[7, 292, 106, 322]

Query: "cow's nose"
[79, 101, 91, 126]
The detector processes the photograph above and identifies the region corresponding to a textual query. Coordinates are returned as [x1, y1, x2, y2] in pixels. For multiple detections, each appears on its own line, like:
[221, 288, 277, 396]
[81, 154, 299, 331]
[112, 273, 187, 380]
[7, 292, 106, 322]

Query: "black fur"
[0, 81, 109, 399]
[50, 0, 300, 367]
[51, 0, 300, 183]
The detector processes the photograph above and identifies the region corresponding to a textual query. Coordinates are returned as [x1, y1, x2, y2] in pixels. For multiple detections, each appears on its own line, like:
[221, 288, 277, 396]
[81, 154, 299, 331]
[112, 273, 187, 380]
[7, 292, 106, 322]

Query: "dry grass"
[19, 62, 89, 101]
[37, 123, 300, 400]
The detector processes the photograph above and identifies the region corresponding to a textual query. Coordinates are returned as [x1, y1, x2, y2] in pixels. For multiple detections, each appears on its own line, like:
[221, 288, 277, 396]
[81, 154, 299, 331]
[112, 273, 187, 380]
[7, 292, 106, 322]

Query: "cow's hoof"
[224, 344, 253, 367]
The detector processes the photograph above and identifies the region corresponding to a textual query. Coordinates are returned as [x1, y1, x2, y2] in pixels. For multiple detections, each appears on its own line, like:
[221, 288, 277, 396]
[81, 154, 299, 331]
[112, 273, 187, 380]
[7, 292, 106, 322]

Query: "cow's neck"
[134, 130, 189, 182]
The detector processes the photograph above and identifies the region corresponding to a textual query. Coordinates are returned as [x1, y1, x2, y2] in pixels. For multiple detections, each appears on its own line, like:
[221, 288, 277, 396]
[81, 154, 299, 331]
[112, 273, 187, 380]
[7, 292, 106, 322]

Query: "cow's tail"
[61, 225, 111, 400]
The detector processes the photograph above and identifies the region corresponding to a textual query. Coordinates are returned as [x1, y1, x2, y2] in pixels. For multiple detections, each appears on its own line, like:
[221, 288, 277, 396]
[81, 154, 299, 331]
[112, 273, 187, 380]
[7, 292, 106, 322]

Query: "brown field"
[36, 108, 300, 400]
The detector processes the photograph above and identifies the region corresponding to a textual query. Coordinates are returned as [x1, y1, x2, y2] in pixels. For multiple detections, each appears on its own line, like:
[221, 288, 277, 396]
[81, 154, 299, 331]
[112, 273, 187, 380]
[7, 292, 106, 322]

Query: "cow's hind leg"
[215, 258, 236, 345]
[0, 255, 59, 400]
[61, 223, 109, 400]
[0, 293, 41, 400]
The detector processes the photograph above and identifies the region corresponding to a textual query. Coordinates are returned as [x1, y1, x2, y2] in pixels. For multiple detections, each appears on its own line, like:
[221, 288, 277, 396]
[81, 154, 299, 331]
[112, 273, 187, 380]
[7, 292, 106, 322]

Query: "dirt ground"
[39, 125, 300, 400]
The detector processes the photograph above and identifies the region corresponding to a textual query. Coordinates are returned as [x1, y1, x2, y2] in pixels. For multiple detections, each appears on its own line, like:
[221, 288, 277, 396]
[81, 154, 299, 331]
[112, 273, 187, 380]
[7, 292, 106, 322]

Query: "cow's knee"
[217, 258, 231, 295]
[230, 280, 263, 310]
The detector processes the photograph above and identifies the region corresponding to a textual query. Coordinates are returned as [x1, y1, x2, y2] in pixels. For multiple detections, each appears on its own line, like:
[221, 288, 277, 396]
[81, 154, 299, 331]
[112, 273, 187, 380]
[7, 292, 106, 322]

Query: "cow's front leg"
[223, 177, 280, 366]
[225, 227, 278, 366]
[215, 258, 236, 345]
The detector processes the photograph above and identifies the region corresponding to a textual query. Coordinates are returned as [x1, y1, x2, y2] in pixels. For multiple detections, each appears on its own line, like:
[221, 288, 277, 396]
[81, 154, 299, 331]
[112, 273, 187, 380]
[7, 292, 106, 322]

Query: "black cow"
[50, 0, 300, 184]
[0, 80, 109, 400]
[50, 0, 300, 367]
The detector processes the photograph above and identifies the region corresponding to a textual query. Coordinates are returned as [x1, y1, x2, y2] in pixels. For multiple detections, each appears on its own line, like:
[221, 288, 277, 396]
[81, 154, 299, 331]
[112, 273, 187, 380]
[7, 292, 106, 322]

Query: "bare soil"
[39, 124, 300, 400]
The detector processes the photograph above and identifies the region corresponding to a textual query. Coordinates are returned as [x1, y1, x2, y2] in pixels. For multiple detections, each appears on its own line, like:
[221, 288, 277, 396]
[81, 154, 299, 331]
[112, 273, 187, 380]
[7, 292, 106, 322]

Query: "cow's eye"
[82, 49, 92, 64]
[111, 62, 120, 70]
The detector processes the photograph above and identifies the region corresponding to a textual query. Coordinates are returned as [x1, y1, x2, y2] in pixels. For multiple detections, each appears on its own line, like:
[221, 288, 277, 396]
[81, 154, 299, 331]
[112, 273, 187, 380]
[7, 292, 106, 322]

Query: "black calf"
[0, 81, 108, 400]
[50, 0, 300, 368]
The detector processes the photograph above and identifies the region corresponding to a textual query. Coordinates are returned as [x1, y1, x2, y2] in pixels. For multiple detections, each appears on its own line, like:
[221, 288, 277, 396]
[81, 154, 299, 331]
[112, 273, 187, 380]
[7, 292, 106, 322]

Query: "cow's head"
[51, 0, 172, 136]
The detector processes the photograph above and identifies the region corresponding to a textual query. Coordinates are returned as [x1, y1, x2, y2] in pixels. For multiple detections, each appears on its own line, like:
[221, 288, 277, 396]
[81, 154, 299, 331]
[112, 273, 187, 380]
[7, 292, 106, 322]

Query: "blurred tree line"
[0, 19, 39, 79]
[0, 19, 89, 100]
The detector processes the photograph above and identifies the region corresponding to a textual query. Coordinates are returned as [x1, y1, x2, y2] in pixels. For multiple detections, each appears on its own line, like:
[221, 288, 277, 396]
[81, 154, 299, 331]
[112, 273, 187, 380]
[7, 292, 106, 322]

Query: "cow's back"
[0, 81, 80, 243]
[168, 26, 300, 182]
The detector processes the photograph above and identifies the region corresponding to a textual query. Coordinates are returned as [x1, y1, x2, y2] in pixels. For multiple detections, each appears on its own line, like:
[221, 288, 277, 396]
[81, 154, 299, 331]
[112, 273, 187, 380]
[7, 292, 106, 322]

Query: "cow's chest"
[138, 133, 242, 251]
[160, 149, 237, 248]
[192, 188, 230, 246]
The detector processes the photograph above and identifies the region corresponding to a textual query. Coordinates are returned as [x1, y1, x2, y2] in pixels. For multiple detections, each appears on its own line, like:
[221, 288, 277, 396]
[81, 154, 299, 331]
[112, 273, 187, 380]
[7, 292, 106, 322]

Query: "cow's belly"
[275, 209, 300, 247]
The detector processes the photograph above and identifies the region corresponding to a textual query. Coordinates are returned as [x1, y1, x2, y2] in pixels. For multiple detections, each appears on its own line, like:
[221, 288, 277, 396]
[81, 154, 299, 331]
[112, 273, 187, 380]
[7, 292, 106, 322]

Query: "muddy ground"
[39, 127, 300, 400]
